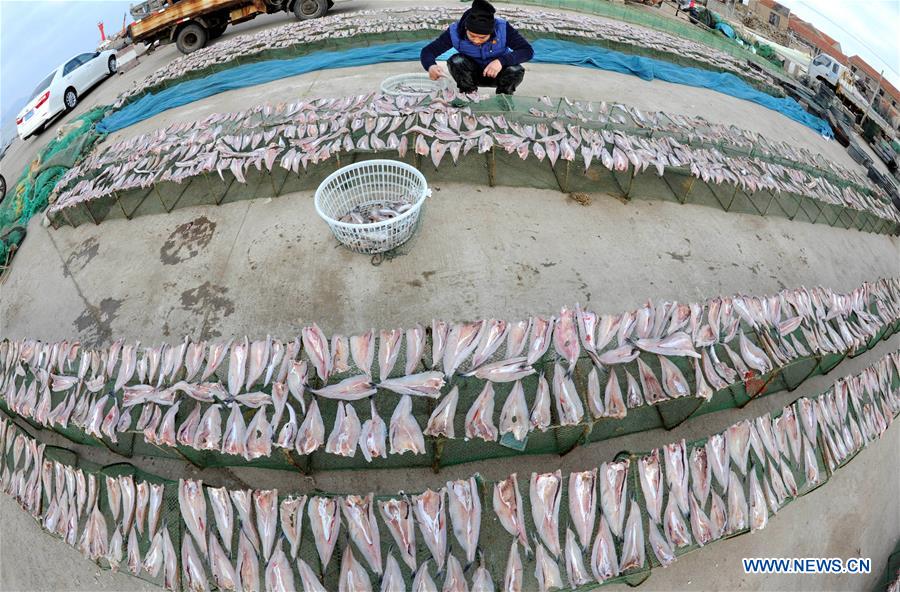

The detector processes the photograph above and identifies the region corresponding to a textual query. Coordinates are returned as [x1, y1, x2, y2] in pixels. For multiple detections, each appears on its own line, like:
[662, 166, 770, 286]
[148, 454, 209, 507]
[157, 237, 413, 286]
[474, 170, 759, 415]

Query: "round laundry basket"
[380, 73, 450, 97]
[315, 160, 431, 254]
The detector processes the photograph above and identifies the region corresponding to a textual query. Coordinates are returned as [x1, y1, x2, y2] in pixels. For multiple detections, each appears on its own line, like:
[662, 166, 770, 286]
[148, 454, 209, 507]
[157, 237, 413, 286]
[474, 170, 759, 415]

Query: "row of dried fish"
[1, 278, 897, 464]
[2, 352, 896, 591]
[0, 417, 170, 579]
[112, 5, 775, 109]
[525, 96, 878, 201]
[50, 91, 898, 226]
[82, 92, 884, 207]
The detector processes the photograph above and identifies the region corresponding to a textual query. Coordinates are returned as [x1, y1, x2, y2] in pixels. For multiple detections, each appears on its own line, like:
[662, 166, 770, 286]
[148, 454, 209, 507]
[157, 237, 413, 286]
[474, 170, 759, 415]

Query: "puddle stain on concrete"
[160, 216, 216, 265]
[73, 297, 122, 347]
[179, 282, 235, 339]
[63, 237, 100, 277]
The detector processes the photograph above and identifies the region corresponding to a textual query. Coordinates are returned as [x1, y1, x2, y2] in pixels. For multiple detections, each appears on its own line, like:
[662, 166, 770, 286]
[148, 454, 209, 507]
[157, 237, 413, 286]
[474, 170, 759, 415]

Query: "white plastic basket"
[380, 73, 450, 97]
[314, 160, 431, 254]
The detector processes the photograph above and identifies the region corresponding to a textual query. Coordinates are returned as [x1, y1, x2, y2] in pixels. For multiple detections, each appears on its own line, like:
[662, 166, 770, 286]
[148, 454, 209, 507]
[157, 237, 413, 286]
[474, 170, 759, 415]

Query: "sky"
[777, 0, 900, 89]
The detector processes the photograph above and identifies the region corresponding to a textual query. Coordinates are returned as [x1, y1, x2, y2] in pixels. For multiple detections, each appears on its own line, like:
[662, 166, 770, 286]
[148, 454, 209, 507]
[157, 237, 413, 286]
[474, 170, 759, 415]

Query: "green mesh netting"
[0, 107, 106, 272]
[3, 317, 896, 474]
[1, 351, 897, 592]
[55, 95, 899, 236]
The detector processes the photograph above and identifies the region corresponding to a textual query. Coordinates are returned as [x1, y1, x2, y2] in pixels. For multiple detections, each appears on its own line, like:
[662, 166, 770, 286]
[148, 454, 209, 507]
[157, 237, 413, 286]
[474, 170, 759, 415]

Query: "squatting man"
[420, 0, 535, 96]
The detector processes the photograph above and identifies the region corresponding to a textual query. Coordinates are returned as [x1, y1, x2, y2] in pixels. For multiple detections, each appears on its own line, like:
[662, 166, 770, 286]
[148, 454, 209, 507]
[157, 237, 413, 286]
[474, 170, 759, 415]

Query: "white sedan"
[16, 49, 118, 140]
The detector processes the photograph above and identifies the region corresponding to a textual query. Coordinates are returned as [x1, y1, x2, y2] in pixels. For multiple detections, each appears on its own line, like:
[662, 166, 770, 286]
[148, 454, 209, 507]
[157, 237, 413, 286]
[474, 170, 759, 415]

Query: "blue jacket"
[420, 9, 534, 69]
[449, 18, 508, 66]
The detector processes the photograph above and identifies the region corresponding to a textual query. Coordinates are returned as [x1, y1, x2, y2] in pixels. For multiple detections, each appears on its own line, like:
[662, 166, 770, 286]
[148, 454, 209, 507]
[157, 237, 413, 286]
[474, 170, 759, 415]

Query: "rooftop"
[789, 14, 847, 64]
[758, 0, 790, 17]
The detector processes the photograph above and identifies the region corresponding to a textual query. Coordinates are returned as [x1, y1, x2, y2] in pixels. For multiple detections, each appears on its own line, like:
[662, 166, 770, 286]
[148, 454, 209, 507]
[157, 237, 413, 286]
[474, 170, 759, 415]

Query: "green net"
[0, 107, 106, 273]
[2, 313, 896, 474]
[52, 94, 899, 235]
[1, 350, 897, 591]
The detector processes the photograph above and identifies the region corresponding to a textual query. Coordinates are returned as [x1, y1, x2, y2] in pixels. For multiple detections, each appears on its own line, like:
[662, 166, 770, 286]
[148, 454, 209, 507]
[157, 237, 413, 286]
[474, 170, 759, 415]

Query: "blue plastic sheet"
[98, 38, 831, 137]
[716, 23, 736, 38]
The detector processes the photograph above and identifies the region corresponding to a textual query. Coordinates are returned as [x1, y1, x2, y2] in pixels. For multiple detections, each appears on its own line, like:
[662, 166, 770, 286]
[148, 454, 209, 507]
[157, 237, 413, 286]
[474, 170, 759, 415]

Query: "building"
[787, 15, 847, 64]
[849, 55, 900, 111]
[749, 0, 790, 32]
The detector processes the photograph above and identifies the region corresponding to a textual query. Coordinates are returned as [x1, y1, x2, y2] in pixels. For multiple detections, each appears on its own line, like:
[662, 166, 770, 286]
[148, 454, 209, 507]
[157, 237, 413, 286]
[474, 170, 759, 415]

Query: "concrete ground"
[0, 1, 898, 591]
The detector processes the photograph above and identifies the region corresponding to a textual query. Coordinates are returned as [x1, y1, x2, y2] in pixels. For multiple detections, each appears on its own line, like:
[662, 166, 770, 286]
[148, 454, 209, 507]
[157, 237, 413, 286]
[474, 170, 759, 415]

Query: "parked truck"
[807, 52, 893, 133]
[127, 0, 334, 54]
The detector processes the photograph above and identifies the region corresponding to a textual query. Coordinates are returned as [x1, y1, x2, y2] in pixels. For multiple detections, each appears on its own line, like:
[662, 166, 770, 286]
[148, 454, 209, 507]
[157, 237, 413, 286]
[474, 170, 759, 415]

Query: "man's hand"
[428, 65, 446, 81]
[483, 59, 502, 78]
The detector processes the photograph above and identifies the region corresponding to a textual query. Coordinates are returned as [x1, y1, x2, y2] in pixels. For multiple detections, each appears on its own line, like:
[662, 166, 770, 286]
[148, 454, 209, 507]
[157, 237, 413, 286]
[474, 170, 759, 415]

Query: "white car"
[16, 50, 118, 140]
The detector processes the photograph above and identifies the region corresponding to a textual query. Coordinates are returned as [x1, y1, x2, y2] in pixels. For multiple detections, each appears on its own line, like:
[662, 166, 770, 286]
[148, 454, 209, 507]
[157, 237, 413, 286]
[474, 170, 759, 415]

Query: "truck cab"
[809, 53, 844, 88]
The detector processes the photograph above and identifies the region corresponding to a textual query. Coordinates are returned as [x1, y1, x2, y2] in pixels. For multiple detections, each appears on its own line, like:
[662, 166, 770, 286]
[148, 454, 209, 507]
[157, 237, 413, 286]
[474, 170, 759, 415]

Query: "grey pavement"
[0, 2, 898, 591]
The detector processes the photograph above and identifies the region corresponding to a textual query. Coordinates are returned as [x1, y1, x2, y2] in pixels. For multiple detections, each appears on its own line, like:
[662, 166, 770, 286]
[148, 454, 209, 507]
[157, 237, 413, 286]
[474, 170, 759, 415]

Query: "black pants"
[447, 54, 525, 95]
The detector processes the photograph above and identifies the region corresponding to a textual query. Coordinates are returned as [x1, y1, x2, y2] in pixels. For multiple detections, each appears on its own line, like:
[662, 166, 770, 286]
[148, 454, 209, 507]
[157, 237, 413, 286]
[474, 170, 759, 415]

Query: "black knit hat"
[467, 0, 496, 35]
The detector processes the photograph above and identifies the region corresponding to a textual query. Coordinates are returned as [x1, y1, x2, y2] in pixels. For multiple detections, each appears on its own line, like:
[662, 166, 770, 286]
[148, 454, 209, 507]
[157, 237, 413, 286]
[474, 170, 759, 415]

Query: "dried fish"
[648, 517, 676, 567]
[312, 375, 376, 401]
[443, 555, 467, 592]
[424, 385, 458, 438]
[638, 449, 664, 524]
[280, 495, 306, 559]
[466, 383, 498, 442]
[308, 496, 341, 570]
[181, 533, 209, 592]
[726, 469, 748, 534]
[298, 558, 327, 592]
[726, 420, 751, 475]
[296, 398, 325, 455]
[390, 395, 426, 455]
[599, 460, 629, 538]
[254, 488, 278, 562]
[379, 498, 417, 571]
[265, 545, 295, 592]
[178, 478, 208, 557]
[413, 488, 447, 571]
[359, 400, 387, 462]
[499, 380, 529, 442]
[338, 545, 372, 592]
[663, 440, 689, 515]
[379, 371, 445, 397]
[326, 402, 361, 456]
[342, 493, 383, 574]
[493, 473, 530, 551]
[552, 362, 584, 426]
[568, 469, 597, 548]
[619, 501, 645, 572]
[748, 468, 768, 532]
[530, 373, 552, 432]
[208, 486, 234, 554]
[530, 470, 562, 557]
[689, 446, 711, 506]
[447, 476, 481, 564]
[590, 516, 619, 583]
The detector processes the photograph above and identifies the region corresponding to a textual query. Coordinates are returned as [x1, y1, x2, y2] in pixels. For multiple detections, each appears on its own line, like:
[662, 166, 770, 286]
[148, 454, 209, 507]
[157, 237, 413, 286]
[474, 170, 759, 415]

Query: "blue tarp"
[716, 22, 736, 38]
[98, 38, 832, 137]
